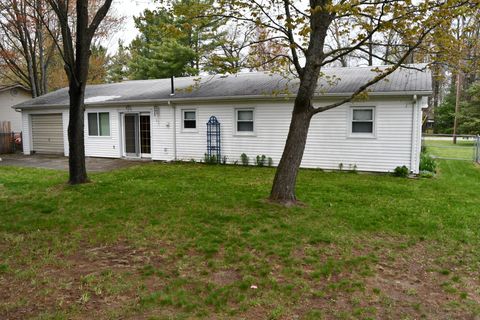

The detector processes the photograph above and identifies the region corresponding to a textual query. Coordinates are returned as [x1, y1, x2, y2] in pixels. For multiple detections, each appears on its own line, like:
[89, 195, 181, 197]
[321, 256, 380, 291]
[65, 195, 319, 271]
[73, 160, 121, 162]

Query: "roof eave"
[0, 84, 31, 94]
[15, 90, 433, 110]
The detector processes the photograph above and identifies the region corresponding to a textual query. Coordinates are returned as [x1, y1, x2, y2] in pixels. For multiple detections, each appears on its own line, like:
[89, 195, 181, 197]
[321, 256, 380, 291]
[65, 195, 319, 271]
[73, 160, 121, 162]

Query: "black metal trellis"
[207, 116, 221, 163]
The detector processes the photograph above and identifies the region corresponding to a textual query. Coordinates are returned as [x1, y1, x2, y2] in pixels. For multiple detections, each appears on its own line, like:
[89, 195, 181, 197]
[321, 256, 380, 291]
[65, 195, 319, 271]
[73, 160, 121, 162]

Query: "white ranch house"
[14, 65, 431, 173]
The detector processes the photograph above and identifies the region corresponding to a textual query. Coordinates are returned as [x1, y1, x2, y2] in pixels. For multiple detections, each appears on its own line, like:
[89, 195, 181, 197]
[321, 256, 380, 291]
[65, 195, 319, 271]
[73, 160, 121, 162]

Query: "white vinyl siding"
[173, 99, 415, 173]
[22, 96, 423, 173]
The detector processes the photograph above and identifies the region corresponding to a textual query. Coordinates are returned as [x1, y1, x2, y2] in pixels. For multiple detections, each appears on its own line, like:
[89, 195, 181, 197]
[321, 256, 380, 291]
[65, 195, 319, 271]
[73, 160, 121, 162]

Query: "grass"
[423, 138, 477, 160]
[1, 160, 480, 319]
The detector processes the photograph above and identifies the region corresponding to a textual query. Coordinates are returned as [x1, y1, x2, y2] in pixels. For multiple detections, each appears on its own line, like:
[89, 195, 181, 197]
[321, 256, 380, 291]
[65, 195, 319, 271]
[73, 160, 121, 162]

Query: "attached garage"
[31, 114, 64, 154]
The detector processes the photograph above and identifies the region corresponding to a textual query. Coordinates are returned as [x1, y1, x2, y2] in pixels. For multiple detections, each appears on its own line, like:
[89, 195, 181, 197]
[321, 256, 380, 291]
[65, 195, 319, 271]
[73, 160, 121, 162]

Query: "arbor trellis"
[206, 115, 221, 163]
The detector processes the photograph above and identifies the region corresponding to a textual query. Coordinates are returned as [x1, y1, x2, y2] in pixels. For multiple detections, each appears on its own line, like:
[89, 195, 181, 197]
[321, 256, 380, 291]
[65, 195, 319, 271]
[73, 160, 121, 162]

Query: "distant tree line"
[0, 0, 123, 97]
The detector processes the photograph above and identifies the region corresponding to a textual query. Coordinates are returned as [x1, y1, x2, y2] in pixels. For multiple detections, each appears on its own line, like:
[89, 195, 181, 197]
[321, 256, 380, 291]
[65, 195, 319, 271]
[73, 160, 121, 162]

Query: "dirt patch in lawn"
[1, 237, 480, 319]
[0, 242, 162, 319]
[293, 238, 480, 320]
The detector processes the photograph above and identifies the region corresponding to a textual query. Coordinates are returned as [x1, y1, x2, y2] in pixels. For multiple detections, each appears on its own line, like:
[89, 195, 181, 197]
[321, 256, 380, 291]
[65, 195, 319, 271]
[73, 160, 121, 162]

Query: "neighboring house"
[13, 65, 431, 173]
[0, 84, 31, 132]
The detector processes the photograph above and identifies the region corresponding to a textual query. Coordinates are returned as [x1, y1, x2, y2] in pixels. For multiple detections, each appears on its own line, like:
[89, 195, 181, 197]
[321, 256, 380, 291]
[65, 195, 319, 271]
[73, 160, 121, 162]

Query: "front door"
[123, 113, 151, 158]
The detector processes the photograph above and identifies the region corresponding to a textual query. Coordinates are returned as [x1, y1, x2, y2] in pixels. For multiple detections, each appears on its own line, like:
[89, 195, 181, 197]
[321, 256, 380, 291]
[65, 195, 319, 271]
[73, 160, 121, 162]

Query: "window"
[351, 107, 374, 135]
[236, 109, 254, 133]
[183, 110, 196, 129]
[88, 112, 110, 136]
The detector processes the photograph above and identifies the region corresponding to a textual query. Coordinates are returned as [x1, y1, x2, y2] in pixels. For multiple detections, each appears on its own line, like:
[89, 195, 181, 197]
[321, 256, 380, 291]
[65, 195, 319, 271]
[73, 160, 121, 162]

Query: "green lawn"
[423, 138, 477, 160]
[1, 161, 480, 319]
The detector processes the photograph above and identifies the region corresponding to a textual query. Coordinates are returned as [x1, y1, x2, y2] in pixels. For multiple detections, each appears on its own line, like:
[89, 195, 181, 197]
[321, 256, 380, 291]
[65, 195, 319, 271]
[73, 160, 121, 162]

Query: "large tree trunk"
[68, 83, 88, 184]
[270, 107, 312, 204]
[269, 0, 332, 204]
[269, 67, 321, 204]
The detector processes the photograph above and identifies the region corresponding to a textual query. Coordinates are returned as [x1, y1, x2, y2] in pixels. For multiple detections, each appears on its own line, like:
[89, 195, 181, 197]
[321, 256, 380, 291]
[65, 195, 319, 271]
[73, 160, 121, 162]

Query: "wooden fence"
[0, 121, 22, 154]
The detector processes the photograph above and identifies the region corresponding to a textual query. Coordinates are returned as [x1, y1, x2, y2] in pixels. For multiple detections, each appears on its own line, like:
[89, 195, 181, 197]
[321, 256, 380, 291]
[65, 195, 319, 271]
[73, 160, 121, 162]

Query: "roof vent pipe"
[170, 76, 175, 96]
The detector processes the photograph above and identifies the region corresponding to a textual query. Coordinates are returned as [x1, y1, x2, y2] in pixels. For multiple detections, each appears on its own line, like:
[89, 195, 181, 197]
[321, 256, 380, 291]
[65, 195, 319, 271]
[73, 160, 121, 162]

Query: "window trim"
[87, 112, 111, 137]
[235, 108, 255, 136]
[181, 109, 198, 132]
[348, 106, 376, 138]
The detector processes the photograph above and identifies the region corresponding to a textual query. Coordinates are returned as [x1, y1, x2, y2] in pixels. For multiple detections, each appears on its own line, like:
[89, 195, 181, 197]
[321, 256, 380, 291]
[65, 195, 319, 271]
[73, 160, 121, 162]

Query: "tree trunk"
[67, 83, 88, 184]
[269, 107, 312, 204]
[270, 68, 320, 204]
[269, 0, 332, 204]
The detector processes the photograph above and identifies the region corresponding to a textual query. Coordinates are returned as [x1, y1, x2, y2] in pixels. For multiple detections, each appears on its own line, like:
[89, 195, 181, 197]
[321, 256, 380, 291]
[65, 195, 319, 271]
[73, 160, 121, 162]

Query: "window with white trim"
[183, 110, 197, 129]
[88, 112, 110, 136]
[351, 107, 374, 134]
[236, 109, 254, 133]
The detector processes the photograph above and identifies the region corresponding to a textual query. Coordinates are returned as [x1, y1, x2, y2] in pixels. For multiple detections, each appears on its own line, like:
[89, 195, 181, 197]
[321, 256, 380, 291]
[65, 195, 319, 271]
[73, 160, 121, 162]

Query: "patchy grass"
[1, 160, 480, 319]
[423, 138, 476, 160]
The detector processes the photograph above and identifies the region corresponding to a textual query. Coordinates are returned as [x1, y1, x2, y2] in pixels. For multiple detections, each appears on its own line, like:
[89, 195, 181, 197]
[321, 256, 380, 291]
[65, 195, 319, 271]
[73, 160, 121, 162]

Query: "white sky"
[105, 0, 157, 54]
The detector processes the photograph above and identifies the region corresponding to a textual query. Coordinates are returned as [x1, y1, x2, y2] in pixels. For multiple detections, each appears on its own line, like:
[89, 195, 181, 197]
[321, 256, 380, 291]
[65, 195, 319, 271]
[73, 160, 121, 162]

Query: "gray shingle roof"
[15, 65, 431, 109]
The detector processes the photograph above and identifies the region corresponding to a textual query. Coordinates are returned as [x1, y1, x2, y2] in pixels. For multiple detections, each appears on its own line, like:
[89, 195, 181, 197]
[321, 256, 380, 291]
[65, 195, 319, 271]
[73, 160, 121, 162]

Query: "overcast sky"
[105, 0, 157, 53]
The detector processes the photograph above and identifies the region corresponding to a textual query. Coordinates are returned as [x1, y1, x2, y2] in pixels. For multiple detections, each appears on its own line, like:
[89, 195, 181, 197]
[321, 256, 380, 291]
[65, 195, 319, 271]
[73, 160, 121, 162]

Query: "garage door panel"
[31, 114, 64, 154]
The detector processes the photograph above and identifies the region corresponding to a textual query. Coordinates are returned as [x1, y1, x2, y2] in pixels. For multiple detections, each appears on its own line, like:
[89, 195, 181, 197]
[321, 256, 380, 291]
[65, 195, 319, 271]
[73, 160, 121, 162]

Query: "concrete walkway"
[0, 154, 146, 172]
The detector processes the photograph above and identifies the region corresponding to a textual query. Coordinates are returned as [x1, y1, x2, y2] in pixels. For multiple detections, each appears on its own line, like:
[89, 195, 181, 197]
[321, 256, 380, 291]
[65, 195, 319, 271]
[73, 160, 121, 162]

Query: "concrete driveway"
[0, 154, 145, 172]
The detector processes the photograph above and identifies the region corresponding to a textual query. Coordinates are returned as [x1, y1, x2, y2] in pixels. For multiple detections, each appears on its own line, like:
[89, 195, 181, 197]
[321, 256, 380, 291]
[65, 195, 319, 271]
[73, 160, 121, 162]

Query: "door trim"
[120, 112, 152, 159]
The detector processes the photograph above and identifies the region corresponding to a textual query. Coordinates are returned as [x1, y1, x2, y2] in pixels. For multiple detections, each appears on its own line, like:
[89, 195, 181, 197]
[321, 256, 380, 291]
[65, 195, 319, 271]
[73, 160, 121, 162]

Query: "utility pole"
[452, 72, 461, 144]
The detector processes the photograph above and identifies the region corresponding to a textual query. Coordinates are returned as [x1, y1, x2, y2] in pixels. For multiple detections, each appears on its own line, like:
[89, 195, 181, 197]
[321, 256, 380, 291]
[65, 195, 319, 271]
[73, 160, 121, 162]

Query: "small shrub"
[240, 153, 249, 166]
[222, 156, 228, 165]
[421, 144, 428, 153]
[267, 157, 273, 167]
[420, 152, 437, 173]
[256, 155, 267, 167]
[419, 170, 435, 178]
[393, 165, 409, 177]
[349, 164, 358, 173]
[204, 153, 217, 164]
[338, 163, 344, 171]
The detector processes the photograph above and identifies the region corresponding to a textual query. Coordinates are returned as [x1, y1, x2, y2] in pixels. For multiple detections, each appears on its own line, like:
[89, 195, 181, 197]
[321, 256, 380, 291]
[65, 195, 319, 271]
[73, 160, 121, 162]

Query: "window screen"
[237, 110, 254, 132]
[88, 112, 110, 136]
[352, 108, 374, 134]
[88, 113, 98, 136]
[99, 113, 110, 136]
[183, 111, 196, 129]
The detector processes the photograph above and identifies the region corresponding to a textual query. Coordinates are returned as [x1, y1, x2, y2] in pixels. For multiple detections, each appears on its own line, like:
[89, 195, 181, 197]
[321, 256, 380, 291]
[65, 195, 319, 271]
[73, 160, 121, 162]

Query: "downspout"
[170, 76, 177, 161]
[171, 101, 177, 161]
[410, 95, 418, 173]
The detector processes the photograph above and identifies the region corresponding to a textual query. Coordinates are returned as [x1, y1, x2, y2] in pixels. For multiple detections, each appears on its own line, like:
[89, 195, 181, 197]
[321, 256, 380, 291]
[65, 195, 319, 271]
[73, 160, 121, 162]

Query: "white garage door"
[31, 114, 64, 154]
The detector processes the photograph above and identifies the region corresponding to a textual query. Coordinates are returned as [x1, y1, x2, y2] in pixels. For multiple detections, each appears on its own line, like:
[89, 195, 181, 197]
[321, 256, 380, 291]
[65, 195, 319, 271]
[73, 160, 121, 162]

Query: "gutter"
[14, 90, 434, 110]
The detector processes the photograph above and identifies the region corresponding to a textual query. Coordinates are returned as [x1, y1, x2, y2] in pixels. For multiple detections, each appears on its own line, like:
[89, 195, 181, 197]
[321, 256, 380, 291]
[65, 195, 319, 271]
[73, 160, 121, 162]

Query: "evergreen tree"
[434, 86, 456, 134]
[458, 82, 480, 134]
[435, 82, 480, 135]
[108, 41, 131, 83]
[129, 0, 222, 79]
